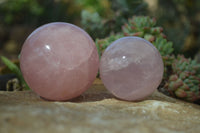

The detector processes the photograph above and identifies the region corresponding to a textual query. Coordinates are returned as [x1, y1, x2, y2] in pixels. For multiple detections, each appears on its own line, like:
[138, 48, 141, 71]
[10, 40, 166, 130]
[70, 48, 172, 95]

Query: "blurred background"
[0, 0, 200, 65]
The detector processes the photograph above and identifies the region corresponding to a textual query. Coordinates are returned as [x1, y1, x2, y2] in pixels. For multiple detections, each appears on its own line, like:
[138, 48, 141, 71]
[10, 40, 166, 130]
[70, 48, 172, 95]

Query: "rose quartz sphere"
[100, 37, 164, 101]
[20, 22, 99, 101]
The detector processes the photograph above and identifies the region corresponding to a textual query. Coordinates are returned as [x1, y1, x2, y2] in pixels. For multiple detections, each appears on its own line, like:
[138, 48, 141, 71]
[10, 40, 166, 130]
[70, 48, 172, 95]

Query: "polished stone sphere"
[100, 37, 164, 101]
[20, 22, 99, 101]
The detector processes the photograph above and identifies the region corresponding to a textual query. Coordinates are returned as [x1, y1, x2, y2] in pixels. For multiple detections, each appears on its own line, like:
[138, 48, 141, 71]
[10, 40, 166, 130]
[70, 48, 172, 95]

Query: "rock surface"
[0, 79, 200, 133]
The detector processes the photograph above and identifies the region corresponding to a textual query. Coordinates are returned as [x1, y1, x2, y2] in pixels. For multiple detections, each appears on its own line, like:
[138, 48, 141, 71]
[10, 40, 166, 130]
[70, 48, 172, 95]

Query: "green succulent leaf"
[165, 55, 200, 102]
[0, 56, 30, 90]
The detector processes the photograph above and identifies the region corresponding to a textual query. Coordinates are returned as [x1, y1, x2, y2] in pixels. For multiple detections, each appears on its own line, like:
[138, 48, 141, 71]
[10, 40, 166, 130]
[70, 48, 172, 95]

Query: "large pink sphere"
[20, 22, 99, 101]
[100, 37, 164, 101]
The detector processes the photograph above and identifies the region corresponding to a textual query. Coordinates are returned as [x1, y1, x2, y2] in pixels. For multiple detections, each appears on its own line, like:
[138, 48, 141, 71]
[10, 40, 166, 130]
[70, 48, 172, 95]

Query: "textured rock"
[20, 22, 99, 101]
[100, 37, 164, 101]
[0, 79, 200, 133]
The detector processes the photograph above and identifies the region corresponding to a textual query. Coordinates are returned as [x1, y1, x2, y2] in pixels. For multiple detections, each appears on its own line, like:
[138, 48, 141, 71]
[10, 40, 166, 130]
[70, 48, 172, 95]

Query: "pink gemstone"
[20, 22, 99, 101]
[100, 37, 164, 101]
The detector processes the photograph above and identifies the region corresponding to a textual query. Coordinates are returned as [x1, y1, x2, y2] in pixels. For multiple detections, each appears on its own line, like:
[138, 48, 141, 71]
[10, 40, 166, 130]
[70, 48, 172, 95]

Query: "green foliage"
[0, 0, 199, 57]
[121, 16, 175, 79]
[77, 0, 113, 39]
[80, 0, 200, 56]
[78, 0, 112, 39]
[165, 55, 200, 102]
[173, 56, 200, 74]
[153, 37, 173, 57]
[111, 0, 147, 14]
[0, 56, 29, 90]
[75, 0, 112, 17]
[0, 0, 81, 26]
[154, 0, 200, 57]
[81, 10, 106, 39]
[80, 0, 148, 39]
[0, 0, 43, 25]
[122, 16, 166, 42]
[95, 34, 123, 57]
[152, 37, 174, 78]
[96, 16, 174, 59]
[96, 15, 200, 102]
[96, 16, 174, 76]
[1, 56, 21, 78]
[109, 0, 148, 32]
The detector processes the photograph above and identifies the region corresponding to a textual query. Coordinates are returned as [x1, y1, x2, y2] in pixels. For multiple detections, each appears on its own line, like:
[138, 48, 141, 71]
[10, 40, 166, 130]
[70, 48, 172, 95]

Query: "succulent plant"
[122, 16, 175, 70]
[164, 55, 200, 102]
[95, 34, 123, 57]
[122, 16, 166, 42]
[96, 16, 174, 56]
[96, 16, 200, 103]
[96, 16, 174, 77]
[152, 37, 174, 78]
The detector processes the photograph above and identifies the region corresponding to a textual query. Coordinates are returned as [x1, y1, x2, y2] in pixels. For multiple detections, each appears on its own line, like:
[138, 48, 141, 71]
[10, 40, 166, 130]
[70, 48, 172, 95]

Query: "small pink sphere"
[100, 37, 164, 101]
[20, 22, 99, 101]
